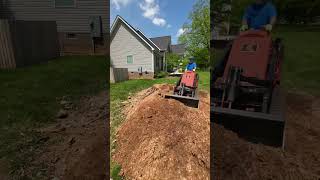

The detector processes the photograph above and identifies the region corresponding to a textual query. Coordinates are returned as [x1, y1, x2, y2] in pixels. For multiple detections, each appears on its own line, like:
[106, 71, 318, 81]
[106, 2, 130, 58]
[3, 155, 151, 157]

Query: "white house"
[110, 15, 165, 79]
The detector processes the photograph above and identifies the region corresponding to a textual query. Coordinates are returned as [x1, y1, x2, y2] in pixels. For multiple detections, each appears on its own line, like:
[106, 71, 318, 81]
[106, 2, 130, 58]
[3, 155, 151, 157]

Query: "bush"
[155, 71, 168, 78]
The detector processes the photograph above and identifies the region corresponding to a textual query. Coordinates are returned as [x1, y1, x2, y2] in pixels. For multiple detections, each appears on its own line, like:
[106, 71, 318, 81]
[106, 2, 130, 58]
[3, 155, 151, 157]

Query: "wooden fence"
[0, 19, 16, 69]
[0, 19, 59, 69]
[110, 67, 128, 83]
[10, 20, 59, 67]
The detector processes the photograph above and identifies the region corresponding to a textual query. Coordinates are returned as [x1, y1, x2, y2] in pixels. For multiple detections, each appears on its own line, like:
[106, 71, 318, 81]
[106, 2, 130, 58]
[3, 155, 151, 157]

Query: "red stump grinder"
[165, 70, 200, 108]
[211, 30, 286, 148]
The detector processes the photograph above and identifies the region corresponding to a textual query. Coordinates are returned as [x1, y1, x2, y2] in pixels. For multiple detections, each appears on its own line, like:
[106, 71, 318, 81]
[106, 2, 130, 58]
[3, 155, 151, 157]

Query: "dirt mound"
[213, 91, 320, 180]
[30, 91, 109, 179]
[114, 84, 210, 179]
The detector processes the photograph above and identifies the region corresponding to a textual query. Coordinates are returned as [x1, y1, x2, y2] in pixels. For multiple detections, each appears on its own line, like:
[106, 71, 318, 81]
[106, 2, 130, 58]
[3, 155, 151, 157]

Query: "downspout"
[151, 50, 155, 77]
[164, 51, 166, 72]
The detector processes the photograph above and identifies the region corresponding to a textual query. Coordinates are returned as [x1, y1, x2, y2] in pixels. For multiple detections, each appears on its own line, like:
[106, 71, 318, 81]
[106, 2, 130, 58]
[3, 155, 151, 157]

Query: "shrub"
[155, 71, 168, 78]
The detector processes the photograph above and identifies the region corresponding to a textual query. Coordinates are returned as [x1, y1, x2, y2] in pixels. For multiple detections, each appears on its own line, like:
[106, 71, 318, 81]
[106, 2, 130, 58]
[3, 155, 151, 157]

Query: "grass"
[110, 72, 210, 179]
[111, 163, 122, 180]
[212, 25, 320, 95]
[198, 71, 210, 91]
[0, 56, 108, 178]
[273, 25, 320, 94]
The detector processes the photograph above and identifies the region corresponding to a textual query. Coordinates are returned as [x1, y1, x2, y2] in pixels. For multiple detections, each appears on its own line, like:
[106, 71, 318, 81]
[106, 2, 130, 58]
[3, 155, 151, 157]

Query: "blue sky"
[110, 0, 195, 44]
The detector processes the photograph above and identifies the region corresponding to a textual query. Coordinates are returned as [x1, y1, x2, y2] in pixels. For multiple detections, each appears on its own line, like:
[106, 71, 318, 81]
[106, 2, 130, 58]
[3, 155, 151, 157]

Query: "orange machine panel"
[223, 30, 272, 80]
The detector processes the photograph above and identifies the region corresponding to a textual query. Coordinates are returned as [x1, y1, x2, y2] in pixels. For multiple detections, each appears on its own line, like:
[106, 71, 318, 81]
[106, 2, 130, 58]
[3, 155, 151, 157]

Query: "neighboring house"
[171, 44, 186, 57]
[169, 44, 186, 72]
[3, 0, 109, 55]
[110, 15, 186, 79]
[150, 36, 171, 71]
[110, 15, 164, 79]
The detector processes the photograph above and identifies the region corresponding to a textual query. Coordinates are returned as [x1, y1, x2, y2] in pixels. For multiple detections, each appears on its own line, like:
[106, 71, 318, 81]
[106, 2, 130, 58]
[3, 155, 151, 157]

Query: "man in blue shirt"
[240, 0, 277, 32]
[185, 57, 197, 72]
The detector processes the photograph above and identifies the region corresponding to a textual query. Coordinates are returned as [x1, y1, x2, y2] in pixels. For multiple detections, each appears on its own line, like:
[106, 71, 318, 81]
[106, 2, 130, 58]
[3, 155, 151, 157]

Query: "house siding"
[5, 0, 109, 55]
[6, 0, 109, 33]
[111, 22, 154, 74]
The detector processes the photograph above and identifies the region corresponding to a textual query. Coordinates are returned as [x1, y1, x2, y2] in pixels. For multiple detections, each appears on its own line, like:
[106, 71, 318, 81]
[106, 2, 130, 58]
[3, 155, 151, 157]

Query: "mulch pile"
[113, 84, 210, 179]
[213, 91, 320, 180]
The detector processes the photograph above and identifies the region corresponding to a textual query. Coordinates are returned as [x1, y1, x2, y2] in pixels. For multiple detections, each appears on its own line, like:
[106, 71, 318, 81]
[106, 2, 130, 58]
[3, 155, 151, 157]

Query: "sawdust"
[213, 92, 320, 180]
[113, 84, 210, 180]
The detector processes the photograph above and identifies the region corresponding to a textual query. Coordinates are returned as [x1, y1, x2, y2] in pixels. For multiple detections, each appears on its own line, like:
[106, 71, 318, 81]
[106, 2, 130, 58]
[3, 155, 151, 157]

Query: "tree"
[166, 53, 182, 71]
[229, 0, 251, 25]
[166, 53, 189, 72]
[178, 0, 210, 69]
[274, 0, 320, 24]
[211, 0, 232, 24]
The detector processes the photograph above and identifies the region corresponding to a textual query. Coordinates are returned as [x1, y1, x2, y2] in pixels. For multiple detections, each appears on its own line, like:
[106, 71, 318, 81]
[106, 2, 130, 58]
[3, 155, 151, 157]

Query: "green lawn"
[0, 56, 108, 177]
[212, 25, 320, 95]
[110, 71, 209, 179]
[274, 25, 320, 94]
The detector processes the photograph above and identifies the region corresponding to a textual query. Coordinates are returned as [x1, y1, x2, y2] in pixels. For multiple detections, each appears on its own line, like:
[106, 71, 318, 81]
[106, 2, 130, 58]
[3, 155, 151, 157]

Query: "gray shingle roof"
[136, 30, 161, 50]
[171, 44, 186, 55]
[150, 36, 171, 51]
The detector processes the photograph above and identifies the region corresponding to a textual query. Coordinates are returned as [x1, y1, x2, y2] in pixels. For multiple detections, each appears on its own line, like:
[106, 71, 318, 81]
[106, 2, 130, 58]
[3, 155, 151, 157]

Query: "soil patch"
[0, 159, 10, 180]
[213, 91, 320, 180]
[113, 84, 210, 179]
[28, 91, 109, 179]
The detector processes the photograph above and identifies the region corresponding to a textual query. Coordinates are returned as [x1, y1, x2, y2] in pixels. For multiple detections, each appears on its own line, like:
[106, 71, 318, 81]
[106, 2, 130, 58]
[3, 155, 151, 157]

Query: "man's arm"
[185, 64, 189, 71]
[263, 3, 277, 32]
[242, 18, 248, 26]
[240, 7, 250, 31]
[193, 63, 197, 71]
[242, 6, 250, 23]
[268, 4, 277, 26]
[270, 16, 276, 26]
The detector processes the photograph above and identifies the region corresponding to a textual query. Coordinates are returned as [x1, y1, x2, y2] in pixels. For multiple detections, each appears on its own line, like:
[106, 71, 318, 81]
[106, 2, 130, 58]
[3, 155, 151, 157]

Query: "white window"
[127, 55, 133, 64]
[55, 0, 76, 8]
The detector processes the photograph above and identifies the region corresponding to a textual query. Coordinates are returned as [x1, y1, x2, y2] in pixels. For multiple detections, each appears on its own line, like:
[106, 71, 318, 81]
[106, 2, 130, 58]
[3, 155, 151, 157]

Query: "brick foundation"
[128, 71, 154, 79]
[58, 32, 109, 56]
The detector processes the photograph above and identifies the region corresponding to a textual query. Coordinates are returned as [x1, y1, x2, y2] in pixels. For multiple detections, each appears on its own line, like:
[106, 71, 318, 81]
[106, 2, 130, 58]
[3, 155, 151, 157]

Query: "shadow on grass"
[0, 56, 109, 178]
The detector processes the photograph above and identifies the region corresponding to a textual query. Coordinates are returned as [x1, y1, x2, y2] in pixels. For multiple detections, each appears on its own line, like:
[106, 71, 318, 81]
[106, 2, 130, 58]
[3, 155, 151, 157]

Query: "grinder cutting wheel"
[165, 57, 200, 108]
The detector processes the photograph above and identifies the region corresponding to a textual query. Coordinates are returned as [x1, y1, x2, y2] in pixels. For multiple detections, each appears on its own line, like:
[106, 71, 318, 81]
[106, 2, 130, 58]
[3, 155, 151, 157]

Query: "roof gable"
[136, 29, 161, 51]
[111, 15, 156, 51]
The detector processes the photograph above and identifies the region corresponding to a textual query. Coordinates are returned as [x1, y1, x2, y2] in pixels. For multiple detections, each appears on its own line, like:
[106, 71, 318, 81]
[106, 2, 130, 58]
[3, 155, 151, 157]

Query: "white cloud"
[112, 0, 132, 10]
[139, 0, 167, 27]
[167, 24, 172, 28]
[152, 18, 166, 27]
[139, 0, 159, 19]
[176, 28, 186, 37]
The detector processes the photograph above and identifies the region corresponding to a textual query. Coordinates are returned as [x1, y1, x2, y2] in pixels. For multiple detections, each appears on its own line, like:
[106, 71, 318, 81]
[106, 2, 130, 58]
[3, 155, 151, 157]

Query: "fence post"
[0, 19, 16, 69]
